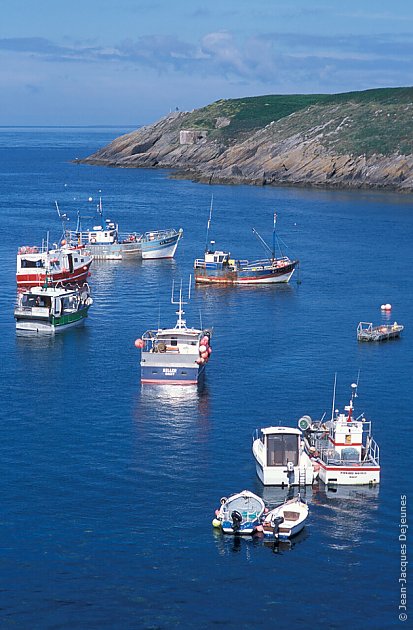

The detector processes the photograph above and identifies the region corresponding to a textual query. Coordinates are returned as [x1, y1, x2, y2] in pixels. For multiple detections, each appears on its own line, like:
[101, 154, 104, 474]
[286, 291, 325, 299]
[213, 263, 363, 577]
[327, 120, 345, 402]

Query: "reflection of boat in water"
[262, 495, 309, 540]
[64, 197, 182, 260]
[262, 526, 310, 554]
[302, 377, 380, 487]
[194, 206, 298, 285]
[136, 278, 212, 385]
[252, 425, 318, 486]
[14, 282, 92, 334]
[212, 490, 265, 535]
[315, 481, 380, 501]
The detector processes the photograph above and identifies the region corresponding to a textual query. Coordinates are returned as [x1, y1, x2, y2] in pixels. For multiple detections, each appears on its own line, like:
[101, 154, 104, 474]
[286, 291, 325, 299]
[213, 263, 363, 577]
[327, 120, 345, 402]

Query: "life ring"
[90, 237, 96, 244]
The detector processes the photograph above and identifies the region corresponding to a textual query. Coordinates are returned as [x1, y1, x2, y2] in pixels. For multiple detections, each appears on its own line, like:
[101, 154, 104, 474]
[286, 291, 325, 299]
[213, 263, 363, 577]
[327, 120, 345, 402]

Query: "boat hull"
[254, 459, 315, 486]
[86, 242, 140, 260]
[141, 362, 204, 385]
[317, 461, 380, 485]
[16, 266, 91, 288]
[15, 308, 89, 334]
[194, 261, 297, 285]
[221, 521, 260, 535]
[141, 232, 182, 259]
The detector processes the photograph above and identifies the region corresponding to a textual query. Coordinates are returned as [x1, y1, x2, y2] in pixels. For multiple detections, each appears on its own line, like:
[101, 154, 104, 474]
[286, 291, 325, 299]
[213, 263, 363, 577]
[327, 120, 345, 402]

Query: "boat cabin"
[86, 220, 119, 245]
[252, 426, 316, 486]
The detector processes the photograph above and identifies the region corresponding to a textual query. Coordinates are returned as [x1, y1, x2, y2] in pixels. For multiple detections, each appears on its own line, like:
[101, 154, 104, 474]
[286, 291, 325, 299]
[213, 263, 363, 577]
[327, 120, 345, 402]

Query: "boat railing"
[142, 228, 179, 240]
[241, 256, 291, 270]
[18, 245, 48, 255]
[317, 435, 379, 467]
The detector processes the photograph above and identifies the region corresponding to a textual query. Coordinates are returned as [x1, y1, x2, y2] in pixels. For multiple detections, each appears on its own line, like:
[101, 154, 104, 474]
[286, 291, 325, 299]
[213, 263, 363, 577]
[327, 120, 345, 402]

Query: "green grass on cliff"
[180, 87, 413, 156]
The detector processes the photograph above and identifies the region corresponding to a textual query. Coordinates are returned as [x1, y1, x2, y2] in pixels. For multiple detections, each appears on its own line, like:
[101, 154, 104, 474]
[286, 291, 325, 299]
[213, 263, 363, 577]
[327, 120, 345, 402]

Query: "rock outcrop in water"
[81, 88, 413, 192]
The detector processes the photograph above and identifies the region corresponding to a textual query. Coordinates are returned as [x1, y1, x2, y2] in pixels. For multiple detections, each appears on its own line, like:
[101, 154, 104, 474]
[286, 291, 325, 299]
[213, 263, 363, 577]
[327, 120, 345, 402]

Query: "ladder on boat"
[298, 467, 307, 487]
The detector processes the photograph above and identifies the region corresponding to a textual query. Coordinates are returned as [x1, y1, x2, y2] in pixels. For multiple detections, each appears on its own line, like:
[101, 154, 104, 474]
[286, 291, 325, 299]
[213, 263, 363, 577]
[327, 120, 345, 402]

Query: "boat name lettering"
[163, 368, 177, 375]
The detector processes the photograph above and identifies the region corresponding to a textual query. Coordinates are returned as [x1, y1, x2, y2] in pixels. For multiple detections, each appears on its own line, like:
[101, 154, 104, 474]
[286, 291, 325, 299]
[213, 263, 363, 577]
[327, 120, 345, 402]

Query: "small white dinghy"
[262, 495, 308, 540]
[212, 490, 265, 535]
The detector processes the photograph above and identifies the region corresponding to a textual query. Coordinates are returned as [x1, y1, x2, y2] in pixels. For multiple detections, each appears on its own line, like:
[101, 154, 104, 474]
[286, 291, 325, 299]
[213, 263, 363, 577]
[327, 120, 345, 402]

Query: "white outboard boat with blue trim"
[212, 490, 265, 535]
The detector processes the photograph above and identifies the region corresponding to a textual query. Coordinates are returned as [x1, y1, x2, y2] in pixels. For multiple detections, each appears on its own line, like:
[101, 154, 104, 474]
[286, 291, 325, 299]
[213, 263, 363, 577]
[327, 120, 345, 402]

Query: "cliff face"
[81, 89, 413, 192]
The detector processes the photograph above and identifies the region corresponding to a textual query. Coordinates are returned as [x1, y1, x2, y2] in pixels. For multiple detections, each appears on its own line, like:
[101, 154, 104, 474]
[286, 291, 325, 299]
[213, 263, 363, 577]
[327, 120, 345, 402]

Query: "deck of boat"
[357, 321, 404, 342]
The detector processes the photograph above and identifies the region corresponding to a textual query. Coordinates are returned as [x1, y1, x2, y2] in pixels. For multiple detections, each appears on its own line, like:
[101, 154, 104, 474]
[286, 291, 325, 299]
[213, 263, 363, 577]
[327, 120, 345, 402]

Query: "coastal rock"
[81, 90, 413, 192]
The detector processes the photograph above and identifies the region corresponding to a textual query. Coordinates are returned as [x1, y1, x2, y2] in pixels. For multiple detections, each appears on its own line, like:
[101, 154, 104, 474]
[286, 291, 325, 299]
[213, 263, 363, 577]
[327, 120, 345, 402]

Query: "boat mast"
[55, 200, 69, 242]
[272, 212, 277, 260]
[204, 195, 214, 253]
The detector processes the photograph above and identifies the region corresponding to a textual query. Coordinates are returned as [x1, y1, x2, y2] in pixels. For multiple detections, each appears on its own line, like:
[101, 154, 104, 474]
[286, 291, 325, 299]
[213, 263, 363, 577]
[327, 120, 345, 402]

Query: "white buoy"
[385, 303, 392, 311]
[380, 304, 386, 310]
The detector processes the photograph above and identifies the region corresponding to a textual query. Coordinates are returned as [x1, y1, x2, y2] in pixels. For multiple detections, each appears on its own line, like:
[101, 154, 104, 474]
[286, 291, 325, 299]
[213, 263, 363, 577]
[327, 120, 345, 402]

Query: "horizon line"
[0, 124, 139, 129]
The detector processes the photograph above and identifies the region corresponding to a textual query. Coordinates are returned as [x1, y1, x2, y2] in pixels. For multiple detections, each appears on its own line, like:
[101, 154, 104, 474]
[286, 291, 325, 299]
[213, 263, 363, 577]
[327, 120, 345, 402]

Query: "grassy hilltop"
[181, 88, 413, 156]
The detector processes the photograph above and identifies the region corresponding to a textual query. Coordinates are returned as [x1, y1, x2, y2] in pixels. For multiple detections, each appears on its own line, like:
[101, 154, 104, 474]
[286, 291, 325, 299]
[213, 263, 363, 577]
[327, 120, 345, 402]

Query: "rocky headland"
[81, 88, 413, 192]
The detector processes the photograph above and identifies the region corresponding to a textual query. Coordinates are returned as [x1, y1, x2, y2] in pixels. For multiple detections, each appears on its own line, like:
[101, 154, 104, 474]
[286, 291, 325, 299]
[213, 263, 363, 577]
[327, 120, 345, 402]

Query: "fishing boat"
[212, 490, 266, 535]
[262, 495, 309, 540]
[302, 378, 380, 486]
[16, 241, 92, 288]
[135, 278, 212, 385]
[64, 197, 183, 260]
[194, 206, 298, 285]
[252, 426, 318, 486]
[357, 321, 404, 342]
[14, 282, 92, 334]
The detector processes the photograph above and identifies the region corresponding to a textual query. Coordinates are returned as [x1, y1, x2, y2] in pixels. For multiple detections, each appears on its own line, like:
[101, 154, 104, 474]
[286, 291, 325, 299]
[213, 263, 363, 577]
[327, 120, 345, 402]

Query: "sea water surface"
[0, 127, 412, 629]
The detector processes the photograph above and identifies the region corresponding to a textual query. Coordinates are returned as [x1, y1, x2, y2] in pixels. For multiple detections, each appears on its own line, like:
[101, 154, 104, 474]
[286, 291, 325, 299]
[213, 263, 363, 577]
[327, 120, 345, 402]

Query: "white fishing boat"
[302, 378, 380, 486]
[64, 197, 183, 260]
[212, 490, 266, 535]
[252, 426, 318, 486]
[135, 278, 212, 385]
[14, 282, 92, 334]
[16, 242, 92, 288]
[262, 495, 309, 540]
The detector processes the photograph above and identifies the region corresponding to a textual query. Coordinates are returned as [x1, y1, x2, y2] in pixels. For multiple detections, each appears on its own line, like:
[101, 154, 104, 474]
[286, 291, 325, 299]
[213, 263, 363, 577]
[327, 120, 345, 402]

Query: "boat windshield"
[266, 434, 299, 466]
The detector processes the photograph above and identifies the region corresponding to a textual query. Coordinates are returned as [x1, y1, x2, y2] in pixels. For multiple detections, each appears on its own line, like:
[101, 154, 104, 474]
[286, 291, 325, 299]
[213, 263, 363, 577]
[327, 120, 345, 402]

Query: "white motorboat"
[212, 490, 265, 535]
[252, 426, 318, 486]
[262, 495, 309, 540]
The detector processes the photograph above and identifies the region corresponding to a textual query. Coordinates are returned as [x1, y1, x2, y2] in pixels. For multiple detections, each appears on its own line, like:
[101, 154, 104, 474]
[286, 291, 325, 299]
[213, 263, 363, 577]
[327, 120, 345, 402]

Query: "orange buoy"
[134, 338, 144, 349]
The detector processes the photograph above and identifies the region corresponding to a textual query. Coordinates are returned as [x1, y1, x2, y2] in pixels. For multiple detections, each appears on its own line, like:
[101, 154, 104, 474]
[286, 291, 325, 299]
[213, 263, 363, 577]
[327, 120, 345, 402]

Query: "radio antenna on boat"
[171, 275, 191, 330]
[331, 372, 337, 421]
[204, 195, 214, 253]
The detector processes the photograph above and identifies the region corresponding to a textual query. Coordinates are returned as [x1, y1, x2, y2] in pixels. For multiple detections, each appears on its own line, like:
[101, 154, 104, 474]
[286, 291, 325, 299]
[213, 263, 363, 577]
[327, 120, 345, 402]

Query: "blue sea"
[0, 127, 411, 629]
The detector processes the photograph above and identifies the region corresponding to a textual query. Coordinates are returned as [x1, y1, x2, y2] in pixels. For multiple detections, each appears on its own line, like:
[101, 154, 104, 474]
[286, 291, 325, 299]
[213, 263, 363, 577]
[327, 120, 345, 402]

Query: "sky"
[1, 0, 413, 126]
